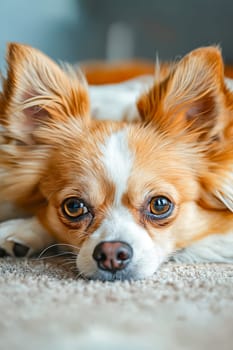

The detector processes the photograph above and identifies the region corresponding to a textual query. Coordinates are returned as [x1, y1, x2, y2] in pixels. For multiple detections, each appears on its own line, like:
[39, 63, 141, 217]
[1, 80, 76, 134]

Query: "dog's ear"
[137, 47, 228, 139]
[138, 47, 233, 212]
[1, 43, 90, 144]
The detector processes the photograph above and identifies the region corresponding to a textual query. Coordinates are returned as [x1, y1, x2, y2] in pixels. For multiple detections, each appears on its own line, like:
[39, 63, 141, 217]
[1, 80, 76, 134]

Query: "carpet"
[0, 258, 233, 350]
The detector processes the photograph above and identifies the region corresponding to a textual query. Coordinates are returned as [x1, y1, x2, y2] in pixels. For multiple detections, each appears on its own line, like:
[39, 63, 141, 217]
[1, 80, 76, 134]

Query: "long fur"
[1, 43, 233, 280]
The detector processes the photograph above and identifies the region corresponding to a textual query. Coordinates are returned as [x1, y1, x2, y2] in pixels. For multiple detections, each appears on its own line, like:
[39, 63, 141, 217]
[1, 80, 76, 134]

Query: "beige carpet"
[0, 258, 233, 350]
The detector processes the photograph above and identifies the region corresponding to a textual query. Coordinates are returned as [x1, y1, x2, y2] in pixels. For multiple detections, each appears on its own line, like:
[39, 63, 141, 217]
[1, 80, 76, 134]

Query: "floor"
[0, 258, 233, 350]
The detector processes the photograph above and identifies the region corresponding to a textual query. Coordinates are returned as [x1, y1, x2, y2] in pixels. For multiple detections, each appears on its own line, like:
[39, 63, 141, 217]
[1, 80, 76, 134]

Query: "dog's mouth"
[76, 256, 160, 282]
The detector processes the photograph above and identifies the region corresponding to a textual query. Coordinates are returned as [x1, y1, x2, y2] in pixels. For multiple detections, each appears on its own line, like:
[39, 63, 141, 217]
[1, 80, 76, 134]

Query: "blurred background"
[0, 0, 233, 72]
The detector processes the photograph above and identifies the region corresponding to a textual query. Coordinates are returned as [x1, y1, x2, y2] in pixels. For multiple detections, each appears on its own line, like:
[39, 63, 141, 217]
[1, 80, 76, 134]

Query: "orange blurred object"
[81, 59, 233, 85]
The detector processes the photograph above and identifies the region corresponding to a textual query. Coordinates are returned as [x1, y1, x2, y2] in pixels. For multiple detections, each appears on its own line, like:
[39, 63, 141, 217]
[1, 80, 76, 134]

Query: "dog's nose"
[92, 241, 133, 272]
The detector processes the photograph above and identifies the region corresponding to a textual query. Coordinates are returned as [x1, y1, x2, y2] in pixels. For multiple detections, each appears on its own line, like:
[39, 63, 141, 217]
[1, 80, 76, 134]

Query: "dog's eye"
[62, 197, 88, 219]
[149, 196, 173, 218]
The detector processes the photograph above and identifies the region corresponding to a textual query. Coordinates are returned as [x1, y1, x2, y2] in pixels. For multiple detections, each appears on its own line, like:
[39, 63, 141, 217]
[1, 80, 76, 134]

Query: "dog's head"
[1, 44, 233, 280]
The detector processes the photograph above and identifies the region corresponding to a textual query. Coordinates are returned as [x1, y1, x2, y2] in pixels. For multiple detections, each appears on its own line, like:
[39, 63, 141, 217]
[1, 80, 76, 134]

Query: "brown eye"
[149, 196, 173, 219]
[62, 197, 88, 219]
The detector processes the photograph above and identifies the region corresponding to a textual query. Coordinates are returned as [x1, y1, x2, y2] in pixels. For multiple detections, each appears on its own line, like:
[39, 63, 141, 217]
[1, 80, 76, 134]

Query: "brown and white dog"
[0, 43, 233, 281]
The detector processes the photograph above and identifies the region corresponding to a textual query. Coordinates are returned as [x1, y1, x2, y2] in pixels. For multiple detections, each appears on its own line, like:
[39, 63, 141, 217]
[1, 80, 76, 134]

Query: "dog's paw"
[0, 217, 54, 257]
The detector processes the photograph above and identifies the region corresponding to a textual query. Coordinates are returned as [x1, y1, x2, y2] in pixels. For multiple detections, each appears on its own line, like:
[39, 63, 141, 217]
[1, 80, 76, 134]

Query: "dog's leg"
[0, 216, 54, 257]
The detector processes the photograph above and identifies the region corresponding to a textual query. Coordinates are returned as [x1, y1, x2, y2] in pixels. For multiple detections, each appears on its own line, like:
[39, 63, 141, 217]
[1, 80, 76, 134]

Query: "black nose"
[92, 241, 133, 272]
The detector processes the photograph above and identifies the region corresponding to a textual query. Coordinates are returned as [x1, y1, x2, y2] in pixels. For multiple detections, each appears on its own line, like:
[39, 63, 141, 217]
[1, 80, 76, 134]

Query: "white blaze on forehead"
[100, 129, 134, 204]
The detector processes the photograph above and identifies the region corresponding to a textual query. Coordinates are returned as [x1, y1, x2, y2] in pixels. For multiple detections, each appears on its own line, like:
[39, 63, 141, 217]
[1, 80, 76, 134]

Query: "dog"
[0, 43, 233, 281]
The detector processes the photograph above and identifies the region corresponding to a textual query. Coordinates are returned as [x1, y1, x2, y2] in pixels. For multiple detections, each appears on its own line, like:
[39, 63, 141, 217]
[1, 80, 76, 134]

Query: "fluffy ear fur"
[138, 47, 233, 212]
[137, 46, 230, 139]
[0, 43, 90, 144]
[0, 43, 90, 206]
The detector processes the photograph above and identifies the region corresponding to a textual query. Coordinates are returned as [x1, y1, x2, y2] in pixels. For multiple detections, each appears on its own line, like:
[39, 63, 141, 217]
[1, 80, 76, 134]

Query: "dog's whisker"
[76, 270, 88, 281]
[61, 261, 77, 267]
[33, 251, 77, 261]
[37, 243, 80, 259]
[64, 257, 77, 262]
